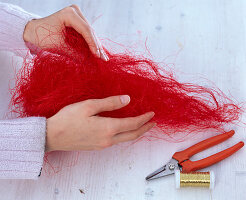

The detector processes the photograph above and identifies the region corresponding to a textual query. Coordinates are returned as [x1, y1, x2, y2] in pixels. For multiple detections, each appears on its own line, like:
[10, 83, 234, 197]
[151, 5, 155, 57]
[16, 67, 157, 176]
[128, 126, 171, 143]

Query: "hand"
[46, 95, 155, 152]
[23, 4, 108, 61]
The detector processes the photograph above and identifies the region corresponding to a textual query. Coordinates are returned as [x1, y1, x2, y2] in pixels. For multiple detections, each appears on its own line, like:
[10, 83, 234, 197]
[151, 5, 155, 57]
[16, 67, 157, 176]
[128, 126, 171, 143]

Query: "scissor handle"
[173, 130, 235, 163]
[181, 141, 244, 172]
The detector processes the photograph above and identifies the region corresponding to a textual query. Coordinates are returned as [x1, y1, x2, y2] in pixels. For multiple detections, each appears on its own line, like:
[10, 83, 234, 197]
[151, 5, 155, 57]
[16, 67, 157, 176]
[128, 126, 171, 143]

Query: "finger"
[70, 5, 89, 24]
[70, 5, 109, 61]
[112, 122, 156, 144]
[95, 36, 109, 61]
[93, 32, 107, 59]
[106, 111, 155, 134]
[86, 95, 130, 116]
[64, 10, 100, 57]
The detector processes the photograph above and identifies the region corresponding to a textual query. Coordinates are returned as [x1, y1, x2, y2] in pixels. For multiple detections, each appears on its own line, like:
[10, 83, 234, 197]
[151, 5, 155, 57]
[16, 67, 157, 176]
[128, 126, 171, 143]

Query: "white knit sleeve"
[0, 2, 40, 57]
[0, 117, 46, 179]
[0, 3, 46, 179]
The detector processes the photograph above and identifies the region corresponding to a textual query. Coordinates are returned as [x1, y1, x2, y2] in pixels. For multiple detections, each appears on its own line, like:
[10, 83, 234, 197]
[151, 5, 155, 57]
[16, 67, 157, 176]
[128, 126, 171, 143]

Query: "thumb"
[88, 95, 130, 116]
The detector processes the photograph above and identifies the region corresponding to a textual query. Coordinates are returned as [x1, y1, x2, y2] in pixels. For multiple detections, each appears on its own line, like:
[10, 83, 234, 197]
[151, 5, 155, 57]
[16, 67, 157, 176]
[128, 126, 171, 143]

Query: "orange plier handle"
[172, 130, 244, 172]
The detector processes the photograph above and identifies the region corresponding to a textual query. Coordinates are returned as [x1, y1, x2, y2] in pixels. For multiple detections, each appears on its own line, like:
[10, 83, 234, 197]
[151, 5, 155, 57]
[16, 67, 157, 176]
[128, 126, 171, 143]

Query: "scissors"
[146, 130, 244, 181]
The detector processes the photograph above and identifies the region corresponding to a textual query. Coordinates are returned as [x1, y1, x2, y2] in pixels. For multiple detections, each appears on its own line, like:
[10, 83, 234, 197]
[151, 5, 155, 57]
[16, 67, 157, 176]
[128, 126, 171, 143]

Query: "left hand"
[23, 4, 108, 61]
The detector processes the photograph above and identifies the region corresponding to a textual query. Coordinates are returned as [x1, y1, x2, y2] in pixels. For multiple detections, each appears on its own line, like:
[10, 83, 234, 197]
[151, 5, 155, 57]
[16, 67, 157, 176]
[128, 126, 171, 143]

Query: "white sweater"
[0, 2, 46, 179]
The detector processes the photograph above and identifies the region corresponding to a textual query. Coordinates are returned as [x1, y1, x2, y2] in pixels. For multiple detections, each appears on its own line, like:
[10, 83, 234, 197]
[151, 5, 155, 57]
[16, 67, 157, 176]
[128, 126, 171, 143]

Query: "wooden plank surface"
[0, 0, 246, 199]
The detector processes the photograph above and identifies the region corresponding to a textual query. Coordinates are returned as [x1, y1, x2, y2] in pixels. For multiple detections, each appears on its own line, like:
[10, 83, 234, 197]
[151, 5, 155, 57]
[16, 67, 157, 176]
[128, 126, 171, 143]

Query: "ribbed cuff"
[0, 117, 46, 179]
[0, 2, 40, 57]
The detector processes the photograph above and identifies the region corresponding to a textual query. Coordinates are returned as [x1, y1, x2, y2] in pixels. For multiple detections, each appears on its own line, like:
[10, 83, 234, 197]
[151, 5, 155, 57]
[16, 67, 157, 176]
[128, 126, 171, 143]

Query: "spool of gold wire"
[175, 171, 215, 189]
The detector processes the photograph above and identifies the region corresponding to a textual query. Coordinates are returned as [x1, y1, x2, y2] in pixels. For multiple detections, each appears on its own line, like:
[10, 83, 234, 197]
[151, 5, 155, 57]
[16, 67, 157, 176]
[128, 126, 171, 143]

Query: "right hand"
[45, 95, 155, 152]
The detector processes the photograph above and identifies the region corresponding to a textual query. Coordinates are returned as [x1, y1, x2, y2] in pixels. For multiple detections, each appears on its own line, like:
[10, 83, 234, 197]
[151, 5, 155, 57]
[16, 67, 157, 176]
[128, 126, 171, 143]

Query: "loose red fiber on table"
[10, 27, 242, 137]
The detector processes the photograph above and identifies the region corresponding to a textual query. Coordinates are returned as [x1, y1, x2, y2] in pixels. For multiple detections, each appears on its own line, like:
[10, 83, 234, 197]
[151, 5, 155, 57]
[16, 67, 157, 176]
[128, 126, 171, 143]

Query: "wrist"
[46, 117, 58, 152]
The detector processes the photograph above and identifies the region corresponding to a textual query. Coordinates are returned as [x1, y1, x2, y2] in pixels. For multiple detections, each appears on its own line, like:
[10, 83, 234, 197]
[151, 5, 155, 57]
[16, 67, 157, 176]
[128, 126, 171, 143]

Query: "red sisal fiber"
[10, 27, 242, 137]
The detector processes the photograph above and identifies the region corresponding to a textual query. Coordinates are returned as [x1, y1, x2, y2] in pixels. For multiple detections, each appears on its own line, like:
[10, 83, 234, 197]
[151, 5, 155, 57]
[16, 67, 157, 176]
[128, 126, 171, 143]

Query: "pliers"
[146, 130, 244, 181]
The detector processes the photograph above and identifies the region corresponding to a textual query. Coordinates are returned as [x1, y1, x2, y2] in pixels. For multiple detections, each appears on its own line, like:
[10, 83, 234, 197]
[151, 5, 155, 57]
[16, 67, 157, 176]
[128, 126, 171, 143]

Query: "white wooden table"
[0, 0, 246, 199]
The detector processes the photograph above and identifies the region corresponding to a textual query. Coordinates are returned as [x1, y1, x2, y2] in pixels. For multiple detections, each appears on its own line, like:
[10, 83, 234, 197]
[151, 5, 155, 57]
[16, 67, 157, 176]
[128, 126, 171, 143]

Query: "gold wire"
[180, 172, 210, 188]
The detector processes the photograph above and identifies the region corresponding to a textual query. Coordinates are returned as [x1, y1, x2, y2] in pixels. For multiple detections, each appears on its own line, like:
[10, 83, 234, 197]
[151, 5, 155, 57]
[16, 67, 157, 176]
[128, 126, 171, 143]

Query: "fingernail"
[149, 112, 155, 118]
[120, 95, 130, 104]
[102, 50, 109, 61]
[96, 49, 100, 58]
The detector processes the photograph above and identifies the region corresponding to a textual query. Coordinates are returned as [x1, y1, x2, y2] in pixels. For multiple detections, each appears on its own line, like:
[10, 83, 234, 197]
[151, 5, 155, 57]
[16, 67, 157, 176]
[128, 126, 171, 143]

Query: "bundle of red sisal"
[10, 27, 242, 137]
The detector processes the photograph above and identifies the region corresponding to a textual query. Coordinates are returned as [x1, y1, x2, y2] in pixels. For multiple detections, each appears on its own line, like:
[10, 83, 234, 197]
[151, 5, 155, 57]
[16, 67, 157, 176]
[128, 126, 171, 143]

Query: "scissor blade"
[145, 158, 179, 181]
[145, 165, 168, 181]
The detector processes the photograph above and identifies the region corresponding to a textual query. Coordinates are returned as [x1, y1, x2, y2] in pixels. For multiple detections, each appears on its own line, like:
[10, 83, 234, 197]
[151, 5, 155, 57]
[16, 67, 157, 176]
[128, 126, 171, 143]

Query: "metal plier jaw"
[146, 130, 244, 181]
[146, 158, 181, 181]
